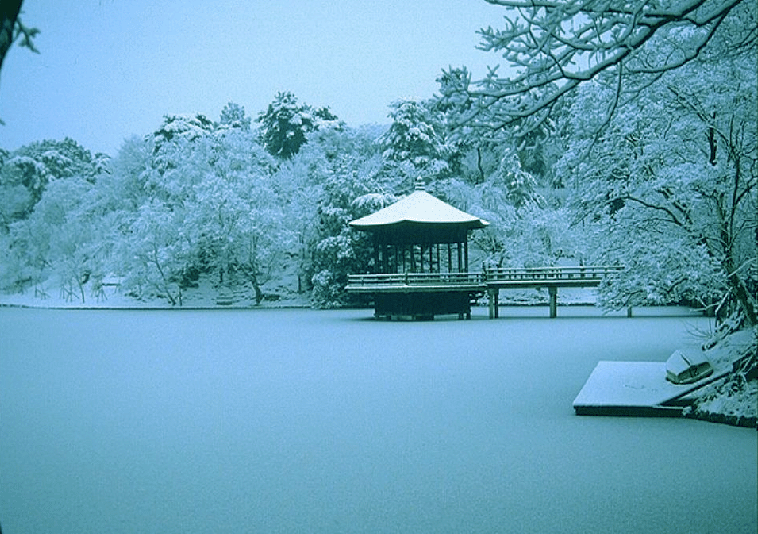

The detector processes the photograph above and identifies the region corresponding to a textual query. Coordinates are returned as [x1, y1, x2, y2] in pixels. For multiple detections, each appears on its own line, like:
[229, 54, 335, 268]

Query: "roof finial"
[414, 177, 426, 191]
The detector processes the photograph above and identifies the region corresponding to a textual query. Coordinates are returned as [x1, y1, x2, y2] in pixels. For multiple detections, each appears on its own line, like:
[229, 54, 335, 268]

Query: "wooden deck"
[346, 266, 623, 318]
[572, 361, 733, 417]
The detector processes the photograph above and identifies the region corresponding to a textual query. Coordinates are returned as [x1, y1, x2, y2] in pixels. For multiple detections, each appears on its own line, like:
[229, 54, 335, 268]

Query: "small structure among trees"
[347, 179, 489, 319]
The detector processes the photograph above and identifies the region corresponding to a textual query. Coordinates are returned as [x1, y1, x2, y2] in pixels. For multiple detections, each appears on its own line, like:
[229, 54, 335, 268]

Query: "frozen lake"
[1, 307, 756, 533]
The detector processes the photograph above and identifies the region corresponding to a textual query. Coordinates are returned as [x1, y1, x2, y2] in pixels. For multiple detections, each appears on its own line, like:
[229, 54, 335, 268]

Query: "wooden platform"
[346, 266, 624, 319]
[573, 361, 724, 417]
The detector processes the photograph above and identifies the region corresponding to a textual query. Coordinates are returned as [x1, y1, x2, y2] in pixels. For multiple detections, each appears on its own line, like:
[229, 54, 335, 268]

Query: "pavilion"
[346, 180, 489, 319]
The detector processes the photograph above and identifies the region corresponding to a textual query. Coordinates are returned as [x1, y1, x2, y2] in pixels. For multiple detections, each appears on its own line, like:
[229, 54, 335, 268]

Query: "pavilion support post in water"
[549, 286, 558, 318]
[488, 288, 499, 319]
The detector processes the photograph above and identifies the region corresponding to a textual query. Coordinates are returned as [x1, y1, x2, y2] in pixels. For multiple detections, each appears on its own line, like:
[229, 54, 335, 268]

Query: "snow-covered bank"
[682, 329, 757, 428]
[0, 275, 311, 310]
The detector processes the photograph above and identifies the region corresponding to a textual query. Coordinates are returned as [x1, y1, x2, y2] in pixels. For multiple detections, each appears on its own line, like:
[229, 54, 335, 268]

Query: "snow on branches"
[454, 0, 755, 135]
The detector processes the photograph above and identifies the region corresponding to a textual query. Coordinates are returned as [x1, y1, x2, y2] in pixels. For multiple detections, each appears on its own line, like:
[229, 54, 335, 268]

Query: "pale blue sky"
[0, 0, 508, 156]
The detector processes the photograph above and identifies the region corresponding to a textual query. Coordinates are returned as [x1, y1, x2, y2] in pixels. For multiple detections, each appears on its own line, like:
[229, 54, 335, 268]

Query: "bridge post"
[548, 286, 558, 318]
[488, 288, 499, 319]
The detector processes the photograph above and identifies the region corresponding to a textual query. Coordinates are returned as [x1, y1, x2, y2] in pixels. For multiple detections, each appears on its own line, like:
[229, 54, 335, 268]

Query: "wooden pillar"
[548, 286, 558, 318]
[457, 242, 463, 272]
[488, 288, 499, 319]
[447, 242, 453, 273]
[464, 240, 469, 271]
[627, 306, 633, 318]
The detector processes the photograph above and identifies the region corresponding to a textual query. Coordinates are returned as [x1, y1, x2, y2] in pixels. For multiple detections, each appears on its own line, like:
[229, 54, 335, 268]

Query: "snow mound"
[684, 328, 757, 428]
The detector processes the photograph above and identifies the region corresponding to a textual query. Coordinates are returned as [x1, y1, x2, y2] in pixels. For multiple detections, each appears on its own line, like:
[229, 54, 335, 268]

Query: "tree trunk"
[250, 273, 263, 305]
[0, 0, 23, 74]
[476, 147, 485, 184]
[728, 272, 757, 326]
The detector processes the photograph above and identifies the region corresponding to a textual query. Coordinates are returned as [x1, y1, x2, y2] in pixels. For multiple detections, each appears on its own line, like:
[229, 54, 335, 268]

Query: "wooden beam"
[488, 288, 499, 319]
[548, 286, 558, 318]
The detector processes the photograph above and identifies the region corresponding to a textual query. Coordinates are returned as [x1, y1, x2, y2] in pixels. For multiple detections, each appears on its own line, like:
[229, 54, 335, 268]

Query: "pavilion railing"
[347, 272, 486, 287]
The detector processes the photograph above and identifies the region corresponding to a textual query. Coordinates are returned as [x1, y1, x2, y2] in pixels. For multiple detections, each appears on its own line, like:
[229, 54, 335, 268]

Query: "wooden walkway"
[346, 266, 623, 318]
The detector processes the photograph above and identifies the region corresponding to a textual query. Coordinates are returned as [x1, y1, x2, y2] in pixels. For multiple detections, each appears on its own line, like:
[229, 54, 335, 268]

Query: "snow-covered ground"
[0, 306, 755, 533]
[682, 329, 757, 426]
[0, 275, 311, 310]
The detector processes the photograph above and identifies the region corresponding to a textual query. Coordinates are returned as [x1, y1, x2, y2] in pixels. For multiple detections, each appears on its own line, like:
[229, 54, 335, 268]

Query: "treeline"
[0, 93, 573, 307]
[1, 58, 756, 323]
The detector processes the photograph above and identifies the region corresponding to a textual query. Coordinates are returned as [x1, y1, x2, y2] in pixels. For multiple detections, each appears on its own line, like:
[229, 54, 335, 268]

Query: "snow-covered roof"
[349, 190, 489, 230]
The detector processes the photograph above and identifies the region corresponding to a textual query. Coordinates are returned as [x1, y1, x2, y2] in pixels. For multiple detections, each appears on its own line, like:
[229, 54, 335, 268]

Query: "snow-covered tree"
[0, 138, 103, 223]
[219, 102, 252, 131]
[431, 171, 572, 270]
[149, 114, 216, 177]
[381, 98, 450, 184]
[492, 149, 542, 209]
[185, 130, 284, 303]
[433, 67, 557, 187]
[436, 0, 757, 326]
[561, 56, 756, 323]
[257, 92, 340, 159]
[104, 121, 286, 305]
[116, 197, 193, 306]
[279, 125, 391, 307]
[451, 0, 755, 136]
[2, 171, 114, 302]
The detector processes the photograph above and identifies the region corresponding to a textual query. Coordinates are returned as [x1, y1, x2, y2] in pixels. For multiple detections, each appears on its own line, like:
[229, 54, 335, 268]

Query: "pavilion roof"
[349, 189, 489, 231]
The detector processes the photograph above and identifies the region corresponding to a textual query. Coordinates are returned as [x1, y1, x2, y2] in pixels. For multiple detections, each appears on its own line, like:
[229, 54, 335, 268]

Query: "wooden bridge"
[346, 266, 623, 319]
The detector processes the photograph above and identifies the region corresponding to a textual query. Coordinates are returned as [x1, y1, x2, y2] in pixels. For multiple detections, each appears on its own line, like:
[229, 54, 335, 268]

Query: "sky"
[0, 0, 510, 156]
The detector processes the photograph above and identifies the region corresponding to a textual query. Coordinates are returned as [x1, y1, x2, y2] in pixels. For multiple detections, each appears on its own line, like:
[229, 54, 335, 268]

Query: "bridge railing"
[347, 266, 623, 290]
[484, 266, 623, 282]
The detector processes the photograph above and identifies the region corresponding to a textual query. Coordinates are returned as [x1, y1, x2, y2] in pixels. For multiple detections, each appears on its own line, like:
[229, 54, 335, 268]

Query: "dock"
[346, 266, 624, 319]
[572, 361, 731, 417]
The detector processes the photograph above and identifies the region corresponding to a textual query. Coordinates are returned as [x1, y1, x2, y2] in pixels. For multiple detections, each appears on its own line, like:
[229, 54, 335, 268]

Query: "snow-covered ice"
[0, 307, 755, 533]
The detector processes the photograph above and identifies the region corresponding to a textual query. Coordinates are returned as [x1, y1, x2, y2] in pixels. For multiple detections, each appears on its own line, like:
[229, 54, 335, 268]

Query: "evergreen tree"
[219, 102, 252, 131]
[381, 98, 449, 183]
[0, 138, 103, 224]
[257, 92, 316, 159]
